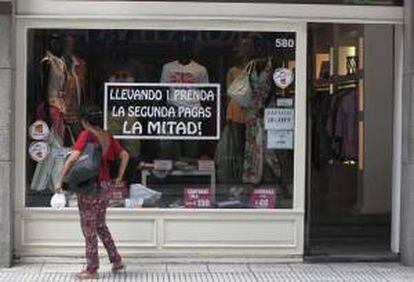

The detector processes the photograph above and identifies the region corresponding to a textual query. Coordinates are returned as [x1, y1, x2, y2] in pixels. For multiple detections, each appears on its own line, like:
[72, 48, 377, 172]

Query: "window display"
[26, 29, 296, 209]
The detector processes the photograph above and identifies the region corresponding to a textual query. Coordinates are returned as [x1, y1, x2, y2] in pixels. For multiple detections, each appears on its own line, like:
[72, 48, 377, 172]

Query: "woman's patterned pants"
[77, 185, 121, 272]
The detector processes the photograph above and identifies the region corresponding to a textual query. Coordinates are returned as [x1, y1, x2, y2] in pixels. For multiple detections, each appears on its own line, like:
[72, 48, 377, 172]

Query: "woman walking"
[55, 105, 129, 280]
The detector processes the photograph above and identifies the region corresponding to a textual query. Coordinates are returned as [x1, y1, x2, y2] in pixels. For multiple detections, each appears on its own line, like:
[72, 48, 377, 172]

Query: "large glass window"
[26, 29, 296, 209]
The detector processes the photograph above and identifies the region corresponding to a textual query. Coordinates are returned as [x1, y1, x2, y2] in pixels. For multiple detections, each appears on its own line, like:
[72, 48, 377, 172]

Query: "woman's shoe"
[75, 270, 99, 280]
[112, 261, 126, 273]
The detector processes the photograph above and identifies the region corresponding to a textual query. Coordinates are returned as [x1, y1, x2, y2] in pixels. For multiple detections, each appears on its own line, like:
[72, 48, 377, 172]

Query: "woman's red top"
[73, 130, 124, 181]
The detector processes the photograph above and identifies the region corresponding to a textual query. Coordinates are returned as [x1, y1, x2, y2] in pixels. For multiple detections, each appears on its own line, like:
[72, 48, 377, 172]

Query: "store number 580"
[275, 38, 295, 49]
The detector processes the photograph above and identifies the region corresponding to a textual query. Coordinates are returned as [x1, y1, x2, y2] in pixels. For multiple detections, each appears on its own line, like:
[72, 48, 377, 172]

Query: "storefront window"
[26, 29, 296, 209]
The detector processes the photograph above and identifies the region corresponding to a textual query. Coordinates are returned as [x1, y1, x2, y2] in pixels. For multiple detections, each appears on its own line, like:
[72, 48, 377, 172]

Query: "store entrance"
[305, 23, 396, 260]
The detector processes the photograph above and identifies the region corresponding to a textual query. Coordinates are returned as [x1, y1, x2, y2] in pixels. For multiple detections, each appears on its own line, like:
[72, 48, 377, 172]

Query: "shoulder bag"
[63, 132, 102, 193]
[227, 60, 255, 108]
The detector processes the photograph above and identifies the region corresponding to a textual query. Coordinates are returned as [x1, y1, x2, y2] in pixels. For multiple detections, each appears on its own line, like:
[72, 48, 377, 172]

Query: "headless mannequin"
[38, 35, 66, 142]
[159, 35, 209, 159]
[61, 35, 87, 113]
[226, 38, 255, 124]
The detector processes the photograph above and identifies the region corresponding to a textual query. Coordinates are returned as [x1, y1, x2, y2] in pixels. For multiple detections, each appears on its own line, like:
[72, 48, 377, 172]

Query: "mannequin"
[160, 36, 208, 87]
[37, 34, 67, 142]
[61, 35, 87, 113]
[31, 34, 68, 192]
[226, 37, 255, 124]
[159, 33, 209, 159]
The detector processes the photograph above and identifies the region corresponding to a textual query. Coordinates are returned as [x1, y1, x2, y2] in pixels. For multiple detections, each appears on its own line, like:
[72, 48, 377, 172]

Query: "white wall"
[359, 25, 394, 214]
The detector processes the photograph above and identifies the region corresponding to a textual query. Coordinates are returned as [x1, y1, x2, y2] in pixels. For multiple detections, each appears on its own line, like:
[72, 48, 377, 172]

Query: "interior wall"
[359, 24, 394, 214]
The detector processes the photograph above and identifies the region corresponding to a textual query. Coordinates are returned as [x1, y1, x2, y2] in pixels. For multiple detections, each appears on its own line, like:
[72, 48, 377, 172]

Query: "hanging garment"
[160, 60, 209, 108]
[310, 91, 334, 168]
[41, 51, 67, 109]
[226, 66, 246, 124]
[159, 60, 209, 159]
[36, 103, 65, 143]
[242, 58, 276, 184]
[40, 52, 68, 141]
[31, 131, 69, 191]
[62, 55, 87, 113]
[215, 122, 245, 183]
[334, 89, 358, 160]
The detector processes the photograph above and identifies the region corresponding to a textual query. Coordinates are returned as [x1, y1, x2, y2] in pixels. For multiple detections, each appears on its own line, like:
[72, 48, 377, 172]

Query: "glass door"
[306, 23, 396, 260]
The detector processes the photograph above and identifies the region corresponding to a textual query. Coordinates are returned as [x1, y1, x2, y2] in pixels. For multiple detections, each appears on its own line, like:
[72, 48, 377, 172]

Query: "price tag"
[248, 188, 276, 209]
[184, 188, 212, 208]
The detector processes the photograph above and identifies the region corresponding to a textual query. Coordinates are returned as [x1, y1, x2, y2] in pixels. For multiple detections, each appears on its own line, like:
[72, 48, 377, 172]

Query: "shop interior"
[26, 29, 296, 209]
[306, 23, 395, 259]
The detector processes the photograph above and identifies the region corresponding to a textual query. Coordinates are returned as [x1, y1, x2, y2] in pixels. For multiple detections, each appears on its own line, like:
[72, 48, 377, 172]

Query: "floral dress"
[243, 59, 281, 184]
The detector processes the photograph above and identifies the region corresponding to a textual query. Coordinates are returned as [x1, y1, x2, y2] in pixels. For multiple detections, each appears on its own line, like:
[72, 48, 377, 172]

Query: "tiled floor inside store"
[1, 262, 414, 281]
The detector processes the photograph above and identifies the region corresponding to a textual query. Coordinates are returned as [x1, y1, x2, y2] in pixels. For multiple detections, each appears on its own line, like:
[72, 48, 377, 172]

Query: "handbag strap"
[244, 60, 255, 75]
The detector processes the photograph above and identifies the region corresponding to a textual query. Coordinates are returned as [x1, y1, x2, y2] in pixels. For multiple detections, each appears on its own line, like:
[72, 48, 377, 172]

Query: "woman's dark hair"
[80, 105, 103, 127]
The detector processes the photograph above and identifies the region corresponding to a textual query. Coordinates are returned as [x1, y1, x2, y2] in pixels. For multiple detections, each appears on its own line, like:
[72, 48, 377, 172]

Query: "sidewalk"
[1, 262, 414, 281]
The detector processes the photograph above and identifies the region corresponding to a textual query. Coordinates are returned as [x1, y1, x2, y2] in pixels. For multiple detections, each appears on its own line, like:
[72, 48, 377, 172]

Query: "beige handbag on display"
[227, 60, 255, 108]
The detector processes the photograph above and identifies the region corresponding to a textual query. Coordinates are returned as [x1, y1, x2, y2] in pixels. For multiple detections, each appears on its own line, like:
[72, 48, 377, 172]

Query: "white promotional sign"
[264, 108, 295, 131]
[273, 68, 294, 89]
[267, 130, 294, 150]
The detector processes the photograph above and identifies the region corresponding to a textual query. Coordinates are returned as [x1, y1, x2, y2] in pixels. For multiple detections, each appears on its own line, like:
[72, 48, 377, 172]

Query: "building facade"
[1, 0, 414, 267]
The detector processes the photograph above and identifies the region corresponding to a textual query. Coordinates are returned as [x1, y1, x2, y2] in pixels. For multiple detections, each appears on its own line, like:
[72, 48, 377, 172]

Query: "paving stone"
[336, 273, 387, 282]
[1, 263, 42, 273]
[254, 271, 300, 282]
[292, 271, 343, 282]
[41, 263, 84, 273]
[369, 263, 414, 281]
[330, 263, 374, 273]
[169, 272, 213, 282]
[167, 263, 208, 273]
[290, 263, 334, 273]
[0, 272, 41, 282]
[209, 272, 256, 282]
[38, 272, 77, 282]
[249, 263, 291, 272]
[1, 262, 414, 282]
[207, 263, 249, 273]
[125, 263, 167, 273]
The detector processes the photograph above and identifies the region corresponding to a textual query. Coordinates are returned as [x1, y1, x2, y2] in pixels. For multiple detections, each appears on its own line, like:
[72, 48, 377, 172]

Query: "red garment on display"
[73, 130, 123, 181]
[36, 102, 65, 140]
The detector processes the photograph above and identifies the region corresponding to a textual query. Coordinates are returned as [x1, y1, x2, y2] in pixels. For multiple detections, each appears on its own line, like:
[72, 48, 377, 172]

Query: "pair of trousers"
[77, 185, 121, 272]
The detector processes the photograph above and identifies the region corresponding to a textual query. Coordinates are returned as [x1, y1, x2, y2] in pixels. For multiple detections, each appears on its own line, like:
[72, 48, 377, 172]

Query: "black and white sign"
[104, 83, 220, 140]
[264, 108, 295, 131]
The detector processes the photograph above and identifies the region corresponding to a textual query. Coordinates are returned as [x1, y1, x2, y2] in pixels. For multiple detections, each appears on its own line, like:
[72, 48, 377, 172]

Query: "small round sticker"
[29, 120, 50, 141]
[29, 141, 49, 162]
[273, 68, 294, 89]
